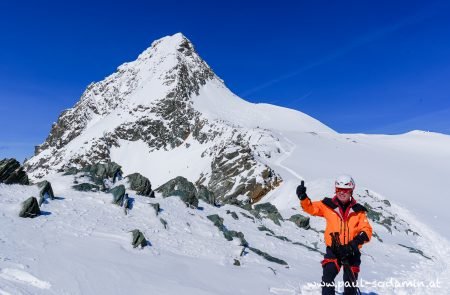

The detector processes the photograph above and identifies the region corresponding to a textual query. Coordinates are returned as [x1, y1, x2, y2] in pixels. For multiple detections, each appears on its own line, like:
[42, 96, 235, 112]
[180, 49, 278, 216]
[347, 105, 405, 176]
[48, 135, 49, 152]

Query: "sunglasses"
[336, 188, 353, 193]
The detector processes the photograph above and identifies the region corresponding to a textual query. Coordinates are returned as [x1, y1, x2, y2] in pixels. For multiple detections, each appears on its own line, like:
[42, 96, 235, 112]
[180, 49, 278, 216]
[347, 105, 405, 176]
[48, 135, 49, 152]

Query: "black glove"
[343, 232, 368, 258]
[352, 231, 369, 246]
[296, 180, 308, 200]
[338, 243, 357, 260]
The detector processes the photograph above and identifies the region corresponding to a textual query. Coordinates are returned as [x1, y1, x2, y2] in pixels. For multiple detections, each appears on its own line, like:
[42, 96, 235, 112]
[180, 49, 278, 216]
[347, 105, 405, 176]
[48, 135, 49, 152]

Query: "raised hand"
[296, 180, 308, 200]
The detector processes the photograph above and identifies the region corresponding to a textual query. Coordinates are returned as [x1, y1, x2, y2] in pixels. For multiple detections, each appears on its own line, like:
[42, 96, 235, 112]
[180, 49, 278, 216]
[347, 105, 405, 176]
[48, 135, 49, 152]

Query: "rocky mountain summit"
[24, 33, 329, 206]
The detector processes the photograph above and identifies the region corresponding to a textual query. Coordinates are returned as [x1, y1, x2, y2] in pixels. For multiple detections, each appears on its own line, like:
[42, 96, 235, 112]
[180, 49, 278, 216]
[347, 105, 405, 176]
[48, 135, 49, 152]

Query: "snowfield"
[1, 165, 449, 294]
[3, 33, 450, 294]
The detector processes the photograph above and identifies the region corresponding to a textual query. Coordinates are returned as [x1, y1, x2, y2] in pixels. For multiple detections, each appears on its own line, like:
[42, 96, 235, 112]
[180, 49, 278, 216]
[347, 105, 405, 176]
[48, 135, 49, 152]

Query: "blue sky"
[1, 0, 450, 161]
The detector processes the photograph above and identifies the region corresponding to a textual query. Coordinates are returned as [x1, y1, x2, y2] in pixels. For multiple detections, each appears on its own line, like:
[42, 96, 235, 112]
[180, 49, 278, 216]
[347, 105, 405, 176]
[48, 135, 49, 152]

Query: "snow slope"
[192, 78, 334, 133]
[261, 130, 450, 240]
[1, 171, 449, 294]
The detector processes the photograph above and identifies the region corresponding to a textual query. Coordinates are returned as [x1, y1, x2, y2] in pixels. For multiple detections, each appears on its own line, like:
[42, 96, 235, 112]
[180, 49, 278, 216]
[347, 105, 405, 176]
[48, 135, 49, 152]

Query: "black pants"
[322, 247, 361, 295]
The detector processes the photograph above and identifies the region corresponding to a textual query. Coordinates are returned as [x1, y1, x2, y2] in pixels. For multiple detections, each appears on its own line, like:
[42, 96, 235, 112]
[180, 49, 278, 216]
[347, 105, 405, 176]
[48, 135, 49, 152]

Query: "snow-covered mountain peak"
[138, 32, 195, 60]
[26, 33, 331, 205]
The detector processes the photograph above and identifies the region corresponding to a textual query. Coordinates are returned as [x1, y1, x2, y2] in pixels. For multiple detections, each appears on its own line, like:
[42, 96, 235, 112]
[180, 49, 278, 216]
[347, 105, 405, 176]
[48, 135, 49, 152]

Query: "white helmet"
[335, 175, 355, 190]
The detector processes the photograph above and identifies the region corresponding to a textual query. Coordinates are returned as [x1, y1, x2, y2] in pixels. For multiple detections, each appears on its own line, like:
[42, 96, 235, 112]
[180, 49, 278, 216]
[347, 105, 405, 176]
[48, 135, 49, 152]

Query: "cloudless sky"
[1, 0, 450, 161]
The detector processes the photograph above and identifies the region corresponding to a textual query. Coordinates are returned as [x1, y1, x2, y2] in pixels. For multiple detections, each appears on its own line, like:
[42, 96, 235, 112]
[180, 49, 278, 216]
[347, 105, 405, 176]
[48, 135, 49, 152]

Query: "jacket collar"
[332, 195, 357, 209]
[322, 196, 366, 221]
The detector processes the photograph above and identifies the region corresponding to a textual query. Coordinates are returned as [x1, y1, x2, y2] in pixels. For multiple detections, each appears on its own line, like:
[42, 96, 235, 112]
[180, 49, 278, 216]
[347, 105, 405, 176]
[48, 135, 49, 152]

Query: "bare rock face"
[200, 142, 282, 206]
[0, 158, 29, 185]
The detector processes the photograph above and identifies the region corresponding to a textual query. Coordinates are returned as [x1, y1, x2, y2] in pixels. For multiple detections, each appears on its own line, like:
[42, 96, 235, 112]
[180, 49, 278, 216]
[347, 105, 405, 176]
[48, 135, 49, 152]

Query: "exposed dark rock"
[150, 203, 160, 215]
[224, 230, 248, 247]
[273, 235, 291, 242]
[240, 204, 253, 211]
[0, 158, 29, 185]
[257, 225, 275, 235]
[160, 218, 168, 229]
[288, 214, 310, 230]
[63, 167, 79, 175]
[248, 247, 288, 266]
[233, 259, 241, 266]
[207, 214, 248, 246]
[357, 191, 419, 239]
[364, 202, 383, 222]
[123, 194, 131, 215]
[82, 161, 122, 185]
[19, 197, 40, 218]
[226, 210, 239, 220]
[156, 176, 198, 208]
[131, 229, 147, 248]
[72, 183, 100, 192]
[110, 185, 126, 206]
[252, 203, 283, 226]
[197, 185, 215, 205]
[398, 244, 431, 260]
[37, 180, 55, 205]
[372, 231, 383, 242]
[127, 173, 152, 196]
[207, 214, 226, 231]
[268, 267, 277, 275]
[207, 145, 281, 206]
[240, 212, 255, 221]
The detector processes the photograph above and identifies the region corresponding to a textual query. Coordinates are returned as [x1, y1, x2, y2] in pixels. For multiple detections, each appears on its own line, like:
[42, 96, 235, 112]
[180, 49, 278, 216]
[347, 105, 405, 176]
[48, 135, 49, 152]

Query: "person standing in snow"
[297, 175, 372, 295]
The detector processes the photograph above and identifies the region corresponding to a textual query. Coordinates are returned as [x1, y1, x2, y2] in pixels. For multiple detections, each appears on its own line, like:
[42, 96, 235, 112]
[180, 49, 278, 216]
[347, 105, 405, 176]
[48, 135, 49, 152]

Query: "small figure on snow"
[297, 175, 372, 295]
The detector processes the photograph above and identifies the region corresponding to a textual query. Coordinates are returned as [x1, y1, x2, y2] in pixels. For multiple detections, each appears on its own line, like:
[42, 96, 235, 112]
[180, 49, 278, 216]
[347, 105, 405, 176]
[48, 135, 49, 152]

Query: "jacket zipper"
[343, 220, 346, 244]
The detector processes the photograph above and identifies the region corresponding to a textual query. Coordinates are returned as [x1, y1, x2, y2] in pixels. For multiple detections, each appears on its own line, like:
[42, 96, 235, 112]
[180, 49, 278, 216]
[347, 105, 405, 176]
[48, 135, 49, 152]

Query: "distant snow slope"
[262, 130, 450, 240]
[192, 78, 334, 133]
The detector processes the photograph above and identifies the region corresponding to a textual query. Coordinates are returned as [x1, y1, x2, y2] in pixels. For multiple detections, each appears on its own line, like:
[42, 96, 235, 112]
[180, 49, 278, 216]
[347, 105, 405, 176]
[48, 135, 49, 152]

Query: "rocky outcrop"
[81, 162, 122, 185]
[37, 180, 55, 205]
[72, 183, 100, 192]
[357, 190, 420, 238]
[197, 185, 215, 205]
[207, 214, 288, 266]
[252, 203, 284, 226]
[0, 158, 29, 185]
[197, 139, 282, 206]
[156, 176, 199, 208]
[207, 214, 248, 246]
[247, 247, 288, 266]
[19, 197, 40, 218]
[126, 173, 152, 196]
[288, 214, 310, 230]
[130, 229, 147, 248]
[110, 185, 126, 206]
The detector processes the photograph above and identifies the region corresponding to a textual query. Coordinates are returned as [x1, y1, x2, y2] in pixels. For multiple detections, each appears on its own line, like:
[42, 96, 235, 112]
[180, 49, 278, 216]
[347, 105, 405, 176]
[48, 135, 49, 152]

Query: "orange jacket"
[301, 196, 372, 248]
